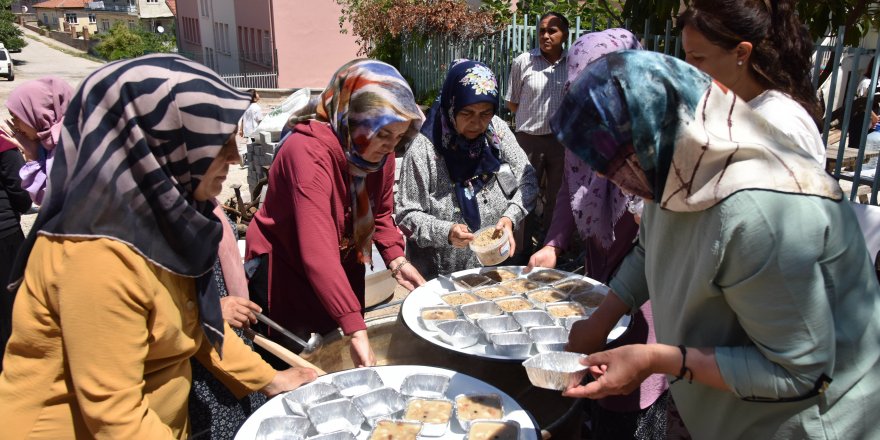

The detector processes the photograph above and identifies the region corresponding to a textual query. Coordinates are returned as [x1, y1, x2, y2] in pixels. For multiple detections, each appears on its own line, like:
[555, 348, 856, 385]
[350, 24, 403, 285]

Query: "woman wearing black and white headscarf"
[0, 54, 316, 439]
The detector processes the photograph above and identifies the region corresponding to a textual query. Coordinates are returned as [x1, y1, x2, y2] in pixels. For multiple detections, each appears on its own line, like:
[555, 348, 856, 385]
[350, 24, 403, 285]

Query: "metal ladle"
[255, 312, 323, 360]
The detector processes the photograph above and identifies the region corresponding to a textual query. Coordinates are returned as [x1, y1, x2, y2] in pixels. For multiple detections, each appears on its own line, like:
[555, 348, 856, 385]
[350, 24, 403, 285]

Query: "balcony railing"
[86, 2, 137, 13]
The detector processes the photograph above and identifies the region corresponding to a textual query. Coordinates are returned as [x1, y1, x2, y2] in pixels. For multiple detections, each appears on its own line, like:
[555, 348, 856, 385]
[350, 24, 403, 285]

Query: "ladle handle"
[247, 330, 328, 376]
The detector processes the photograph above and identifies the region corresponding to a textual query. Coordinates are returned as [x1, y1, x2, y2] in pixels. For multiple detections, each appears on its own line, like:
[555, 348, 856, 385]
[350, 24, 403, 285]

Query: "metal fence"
[400, 16, 880, 204]
[219, 71, 278, 89]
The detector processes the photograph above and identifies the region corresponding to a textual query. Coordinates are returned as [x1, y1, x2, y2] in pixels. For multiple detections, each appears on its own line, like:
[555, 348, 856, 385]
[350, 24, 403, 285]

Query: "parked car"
[0, 45, 13, 81]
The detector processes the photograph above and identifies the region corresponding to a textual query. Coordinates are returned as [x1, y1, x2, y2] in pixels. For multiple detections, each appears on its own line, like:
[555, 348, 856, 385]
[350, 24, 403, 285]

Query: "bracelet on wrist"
[391, 260, 410, 278]
[670, 344, 693, 385]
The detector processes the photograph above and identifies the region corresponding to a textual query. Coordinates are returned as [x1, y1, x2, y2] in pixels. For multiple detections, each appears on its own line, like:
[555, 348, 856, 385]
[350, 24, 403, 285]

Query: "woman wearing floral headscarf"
[524, 29, 671, 440]
[6, 77, 73, 205]
[396, 60, 537, 279]
[0, 54, 316, 439]
[556, 50, 880, 439]
[245, 59, 427, 368]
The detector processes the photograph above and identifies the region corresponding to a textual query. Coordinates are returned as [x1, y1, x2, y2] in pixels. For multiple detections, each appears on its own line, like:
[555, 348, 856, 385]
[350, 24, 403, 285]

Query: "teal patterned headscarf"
[552, 51, 841, 211]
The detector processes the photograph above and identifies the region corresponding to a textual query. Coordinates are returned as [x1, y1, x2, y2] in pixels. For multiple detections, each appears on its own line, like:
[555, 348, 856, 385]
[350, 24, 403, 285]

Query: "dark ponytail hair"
[677, 0, 821, 125]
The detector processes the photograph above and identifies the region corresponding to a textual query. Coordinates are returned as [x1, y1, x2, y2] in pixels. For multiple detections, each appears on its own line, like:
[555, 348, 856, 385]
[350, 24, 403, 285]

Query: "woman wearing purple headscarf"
[6, 76, 73, 205]
[524, 29, 672, 439]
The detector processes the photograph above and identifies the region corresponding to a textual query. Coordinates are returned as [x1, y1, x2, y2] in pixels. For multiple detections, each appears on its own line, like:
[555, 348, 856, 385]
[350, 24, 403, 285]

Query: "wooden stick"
[244, 328, 328, 376]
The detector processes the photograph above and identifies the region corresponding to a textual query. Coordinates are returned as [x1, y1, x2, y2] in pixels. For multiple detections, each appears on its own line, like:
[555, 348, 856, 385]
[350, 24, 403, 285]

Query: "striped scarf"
[8, 54, 252, 355]
[316, 59, 424, 264]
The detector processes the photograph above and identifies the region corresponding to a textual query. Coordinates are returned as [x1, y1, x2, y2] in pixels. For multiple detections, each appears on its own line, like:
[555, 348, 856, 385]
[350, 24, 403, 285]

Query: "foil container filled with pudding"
[471, 285, 513, 301]
[570, 290, 608, 311]
[522, 352, 590, 391]
[440, 291, 480, 309]
[499, 277, 543, 294]
[479, 267, 520, 282]
[368, 419, 422, 440]
[306, 398, 365, 435]
[493, 296, 535, 313]
[545, 301, 588, 326]
[418, 305, 459, 332]
[475, 315, 521, 335]
[526, 287, 568, 308]
[400, 373, 452, 399]
[435, 319, 483, 349]
[525, 269, 568, 284]
[255, 415, 311, 440]
[452, 273, 497, 290]
[551, 277, 597, 296]
[352, 387, 407, 428]
[511, 309, 555, 330]
[306, 430, 357, 440]
[330, 368, 385, 398]
[527, 325, 569, 353]
[282, 382, 343, 416]
[460, 301, 504, 323]
[454, 393, 504, 430]
[489, 331, 533, 358]
[466, 419, 521, 440]
[402, 397, 455, 437]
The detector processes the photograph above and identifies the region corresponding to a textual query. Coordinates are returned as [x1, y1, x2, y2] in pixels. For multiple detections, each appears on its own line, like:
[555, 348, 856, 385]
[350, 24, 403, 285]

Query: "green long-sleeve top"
[610, 190, 880, 439]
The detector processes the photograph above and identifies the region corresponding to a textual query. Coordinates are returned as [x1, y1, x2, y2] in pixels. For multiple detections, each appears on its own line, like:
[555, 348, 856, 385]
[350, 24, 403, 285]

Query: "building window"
[146, 0, 158, 2]
[42, 13, 47, 25]
[128, 20, 136, 31]
[65, 13, 77, 24]
[101, 19, 110, 31]
[88, 14, 96, 24]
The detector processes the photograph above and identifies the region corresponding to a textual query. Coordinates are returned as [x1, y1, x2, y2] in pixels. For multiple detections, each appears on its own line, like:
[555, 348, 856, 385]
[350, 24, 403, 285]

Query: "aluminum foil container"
[526, 287, 568, 308]
[479, 267, 520, 282]
[331, 368, 385, 397]
[527, 326, 569, 353]
[435, 319, 482, 349]
[489, 332, 533, 357]
[465, 419, 521, 440]
[402, 397, 454, 437]
[452, 273, 496, 290]
[400, 373, 451, 399]
[418, 305, 459, 332]
[306, 398, 365, 435]
[460, 301, 503, 323]
[545, 301, 589, 326]
[522, 352, 589, 390]
[500, 278, 543, 294]
[440, 291, 480, 309]
[256, 415, 311, 440]
[511, 310, 555, 330]
[570, 290, 607, 311]
[525, 269, 568, 284]
[453, 394, 504, 430]
[352, 387, 406, 428]
[282, 382, 343, 416]
[551, 277, 597, 296]
[471, 285, 514, 301]
[562, 315, 588, 330]
[476, 315, 521, 335]
[305, 431, 357, 440]
[493, 296, 535, 313]
[367, 419, 422, 439]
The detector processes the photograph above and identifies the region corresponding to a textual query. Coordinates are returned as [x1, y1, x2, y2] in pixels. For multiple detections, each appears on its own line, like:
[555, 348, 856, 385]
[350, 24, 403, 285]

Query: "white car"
[0, 44, 14, 81]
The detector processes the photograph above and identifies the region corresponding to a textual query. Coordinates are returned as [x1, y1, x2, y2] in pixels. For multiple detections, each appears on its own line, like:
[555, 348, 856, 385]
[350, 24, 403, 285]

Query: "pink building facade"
[176, 0, 360, 88]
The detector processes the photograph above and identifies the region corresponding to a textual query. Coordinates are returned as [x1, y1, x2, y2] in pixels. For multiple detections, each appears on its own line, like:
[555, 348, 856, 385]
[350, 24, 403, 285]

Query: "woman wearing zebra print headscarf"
[245, 59, 426, 368]
[0, 54, 317, 439]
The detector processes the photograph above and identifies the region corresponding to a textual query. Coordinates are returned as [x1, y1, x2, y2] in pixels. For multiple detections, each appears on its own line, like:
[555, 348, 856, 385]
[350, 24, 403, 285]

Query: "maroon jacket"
[245, 121, 404, 336]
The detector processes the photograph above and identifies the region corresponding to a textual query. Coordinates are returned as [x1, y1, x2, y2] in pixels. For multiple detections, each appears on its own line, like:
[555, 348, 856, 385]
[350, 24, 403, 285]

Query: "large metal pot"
[310, 314, 584, 438]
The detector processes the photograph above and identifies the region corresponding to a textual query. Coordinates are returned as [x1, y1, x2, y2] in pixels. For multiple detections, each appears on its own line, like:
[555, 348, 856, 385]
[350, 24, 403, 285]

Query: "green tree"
[0, 0, 26, 51]
[94, 22, 175, 61]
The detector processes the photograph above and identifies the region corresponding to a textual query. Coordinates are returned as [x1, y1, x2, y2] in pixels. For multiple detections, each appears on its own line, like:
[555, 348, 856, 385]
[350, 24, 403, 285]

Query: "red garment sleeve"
[286, 150, 366, 335]
[370, 153, 405, 266]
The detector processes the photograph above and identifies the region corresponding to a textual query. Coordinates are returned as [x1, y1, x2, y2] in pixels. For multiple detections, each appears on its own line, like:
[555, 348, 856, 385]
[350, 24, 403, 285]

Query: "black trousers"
[0, 228, 25, 374]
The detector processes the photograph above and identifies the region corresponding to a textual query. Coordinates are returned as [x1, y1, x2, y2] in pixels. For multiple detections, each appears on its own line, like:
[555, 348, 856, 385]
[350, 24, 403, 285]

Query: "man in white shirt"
[505, 12, 568, 257]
